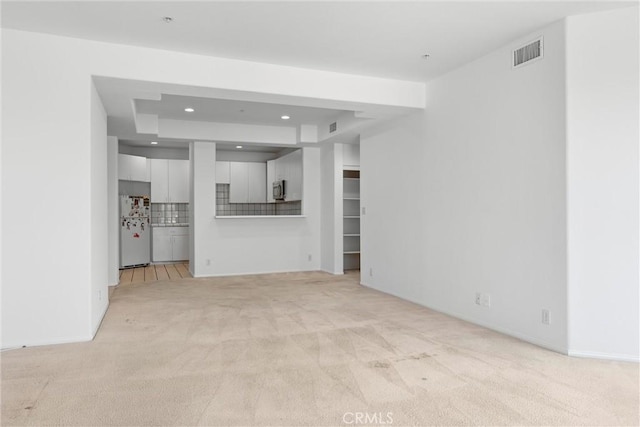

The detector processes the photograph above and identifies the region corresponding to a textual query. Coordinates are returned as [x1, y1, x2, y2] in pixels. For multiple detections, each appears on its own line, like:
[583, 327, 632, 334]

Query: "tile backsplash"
[216, 184, 301, 216]
[151, 203, 189, 224]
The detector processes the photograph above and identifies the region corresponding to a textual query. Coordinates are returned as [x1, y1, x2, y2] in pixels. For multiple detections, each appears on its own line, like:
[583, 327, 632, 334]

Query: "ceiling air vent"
[329, 122, 337, 133]
[513, 37, 543, 69]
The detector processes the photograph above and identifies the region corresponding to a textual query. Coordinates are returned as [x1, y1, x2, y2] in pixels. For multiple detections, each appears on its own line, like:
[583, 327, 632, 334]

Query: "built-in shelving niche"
[343, 169, 360, 271]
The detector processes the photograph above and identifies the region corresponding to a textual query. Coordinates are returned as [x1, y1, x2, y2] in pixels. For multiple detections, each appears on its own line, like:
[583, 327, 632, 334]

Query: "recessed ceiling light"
[162, 17, 173, 23]
[150, 141, 158, 145]
[236, 145, 243, 149]
[281, 115, 290, 120]
[184, 107, 195, 112]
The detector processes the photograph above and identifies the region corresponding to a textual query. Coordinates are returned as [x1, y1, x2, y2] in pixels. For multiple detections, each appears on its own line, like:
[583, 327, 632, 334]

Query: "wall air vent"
[329, 122, 337, 133]
[513, 37, 543, 69]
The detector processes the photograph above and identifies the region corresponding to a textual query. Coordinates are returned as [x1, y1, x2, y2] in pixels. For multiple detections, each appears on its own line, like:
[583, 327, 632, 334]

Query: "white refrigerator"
[120, 195, 150, 268]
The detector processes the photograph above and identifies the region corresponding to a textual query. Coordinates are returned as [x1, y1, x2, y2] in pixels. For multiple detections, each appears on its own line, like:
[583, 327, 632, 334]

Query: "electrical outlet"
[542, 309, 550, 325]
[362, 206, 366, 215]
[206, 259, 211, 266]
[481, 293, 491, 307]
[308, 254, 312, 261]
[369, 267, 373, 277]
[475, 293, 482, 305]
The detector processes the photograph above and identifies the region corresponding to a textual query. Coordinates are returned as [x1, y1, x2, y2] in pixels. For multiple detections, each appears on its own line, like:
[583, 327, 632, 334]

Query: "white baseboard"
[192, 268, 319, 278]
[91, 300, 110, 338]
[320, 268, 344, 275]
[361, 280, 640, 363]
[1, 335, 94, 352]
[568, 350, 639, 363]
[360, 280, 568, 355]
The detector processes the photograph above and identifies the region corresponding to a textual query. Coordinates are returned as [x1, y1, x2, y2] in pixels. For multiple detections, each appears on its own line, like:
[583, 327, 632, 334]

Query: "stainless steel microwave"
[273, 180, 286, 200]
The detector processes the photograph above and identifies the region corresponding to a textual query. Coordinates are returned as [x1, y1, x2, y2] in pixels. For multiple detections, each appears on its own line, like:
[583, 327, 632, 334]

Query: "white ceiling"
[10, 1, 633, 150]
[135, 95, 346, 126]
[2, 1, 633, 82]
[93, 76, 373, 148]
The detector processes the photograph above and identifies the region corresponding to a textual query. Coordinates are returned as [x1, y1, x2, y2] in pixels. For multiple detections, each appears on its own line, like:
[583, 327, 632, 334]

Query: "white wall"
[216, 150, 278, 163]
[90, 82, 109, 334]
[107, 136, 119, 286]
[362, 20, 569, 352]
[0, 23, 3, 337]
[190, 142, 216, 277]
[320, 143, 344, 274]
[1, 28, 424, 348]
[343, 143, 360, 169]
[2, 33, 93, 347]
[191, 142, 321, 277]
[188, 143, 197, 275]
[119, 145, 189, 160]
[566, 8, 639, 361]
[360, 114, 428, 304]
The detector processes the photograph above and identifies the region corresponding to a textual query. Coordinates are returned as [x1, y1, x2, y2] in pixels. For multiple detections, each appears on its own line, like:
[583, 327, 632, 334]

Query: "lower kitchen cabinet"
[152, 227, 189, 262]
[172, 233, 189, 261]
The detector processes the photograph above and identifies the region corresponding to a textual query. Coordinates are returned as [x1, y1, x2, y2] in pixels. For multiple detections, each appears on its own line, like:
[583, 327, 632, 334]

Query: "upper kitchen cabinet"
[150, 159, 190, 203]
[273, 149, 302, 201]
[215, 161, 231, 184]
[118, 154, 150, 182]
[229, 162, 266, 203]
[266, 160, 276, 203]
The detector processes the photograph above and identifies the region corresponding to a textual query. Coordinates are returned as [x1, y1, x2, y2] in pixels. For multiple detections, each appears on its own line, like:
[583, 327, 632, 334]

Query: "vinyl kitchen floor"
[119, 263, 191, 284]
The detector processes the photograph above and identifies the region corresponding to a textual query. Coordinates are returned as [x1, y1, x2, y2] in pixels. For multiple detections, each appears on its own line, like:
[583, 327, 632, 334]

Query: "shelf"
[343, 169, 360, 271]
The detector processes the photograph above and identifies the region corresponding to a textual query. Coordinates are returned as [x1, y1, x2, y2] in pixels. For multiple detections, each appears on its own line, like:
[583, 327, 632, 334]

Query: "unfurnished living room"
[1, 1, 638, 426]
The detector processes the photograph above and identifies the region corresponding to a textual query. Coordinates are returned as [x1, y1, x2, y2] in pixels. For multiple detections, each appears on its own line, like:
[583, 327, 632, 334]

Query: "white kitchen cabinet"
[152, 228, 172, 262]
[247, 163, 267, 203]
[169, 160, 189, 202]
[150, 159, 189, 203]
[274, 149, 302, 201]
[172, 234, 189, 261]
[152, 227, 189, 262]
[287, 150, 303, 201]
[229, 162, 266, 203]
[266, 160, 275, 203]
[150, 160, 169, 201]
[117, 154, 132, 180]
[215, 161, 230, 184]
[229, 162, 249, 203]
[118, 154, 150, 182]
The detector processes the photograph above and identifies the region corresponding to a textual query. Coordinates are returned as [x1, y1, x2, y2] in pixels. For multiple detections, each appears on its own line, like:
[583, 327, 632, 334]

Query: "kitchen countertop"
[151, 223, 190, 227]
[215, 215, 306, 219]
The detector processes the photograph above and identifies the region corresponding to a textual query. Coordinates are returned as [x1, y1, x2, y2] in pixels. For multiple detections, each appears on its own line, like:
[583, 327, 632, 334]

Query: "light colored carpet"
[2, 271, 638, 426]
